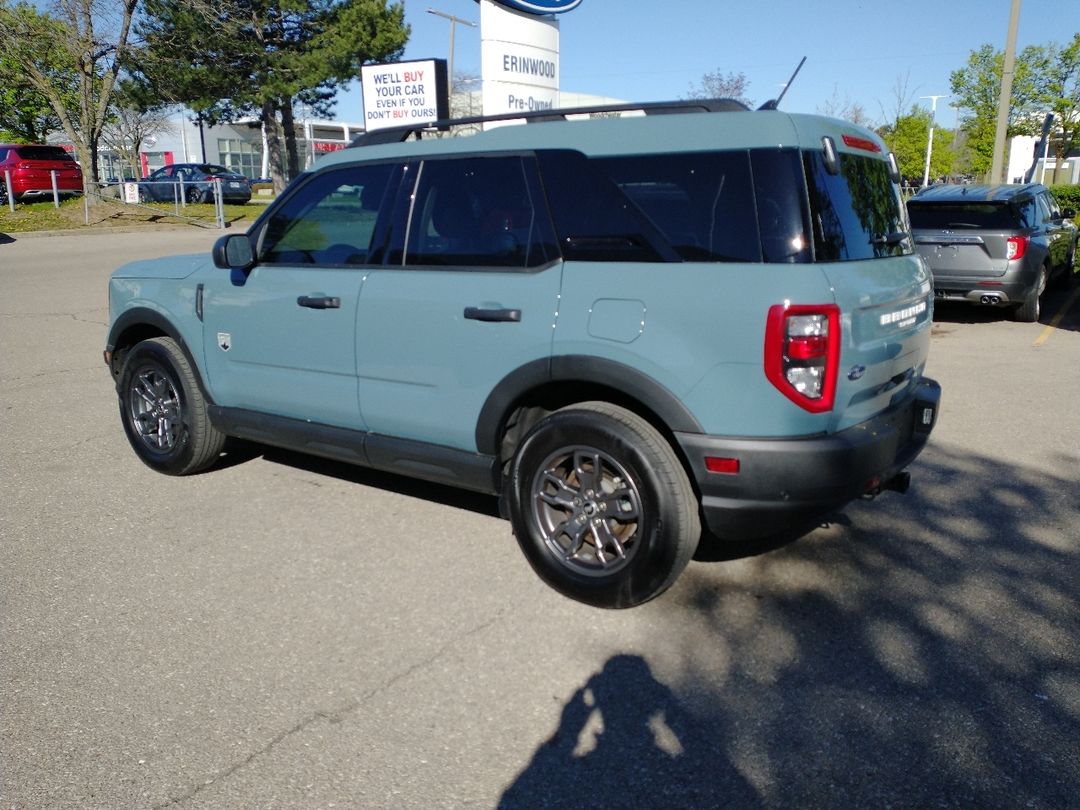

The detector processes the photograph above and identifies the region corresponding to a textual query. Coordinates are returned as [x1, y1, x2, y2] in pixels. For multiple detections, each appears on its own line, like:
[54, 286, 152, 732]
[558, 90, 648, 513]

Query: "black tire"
[186, 186, 205, 204]
[507, 402, 700, 608]
[117, 337, 225, 475]
[1013, 264, 1047, 323]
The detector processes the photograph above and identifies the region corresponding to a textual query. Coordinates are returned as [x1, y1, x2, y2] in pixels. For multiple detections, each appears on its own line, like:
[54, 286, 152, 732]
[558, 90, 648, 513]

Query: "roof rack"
[349, 97, 750, 148]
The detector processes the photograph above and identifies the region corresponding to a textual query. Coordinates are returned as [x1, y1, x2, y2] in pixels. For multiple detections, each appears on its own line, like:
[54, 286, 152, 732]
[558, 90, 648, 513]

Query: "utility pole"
[920, 94, 948, 187]
[990, 0, 1022, 184]
[427, 8, 477, 93]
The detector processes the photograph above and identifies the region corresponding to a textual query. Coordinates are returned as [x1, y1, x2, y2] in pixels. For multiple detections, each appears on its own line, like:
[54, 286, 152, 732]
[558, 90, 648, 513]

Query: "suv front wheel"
[507, 402, 700, 608]
[118, 336, 225, 475]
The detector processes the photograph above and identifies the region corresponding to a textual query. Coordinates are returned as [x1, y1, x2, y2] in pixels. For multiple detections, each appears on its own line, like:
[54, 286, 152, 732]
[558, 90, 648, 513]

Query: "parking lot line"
[1034, 287, 1080, 347]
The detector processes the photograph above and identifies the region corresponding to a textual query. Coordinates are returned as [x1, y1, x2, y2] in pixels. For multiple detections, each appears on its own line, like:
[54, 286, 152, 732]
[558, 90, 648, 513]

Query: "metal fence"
[3, 169, 228, 229]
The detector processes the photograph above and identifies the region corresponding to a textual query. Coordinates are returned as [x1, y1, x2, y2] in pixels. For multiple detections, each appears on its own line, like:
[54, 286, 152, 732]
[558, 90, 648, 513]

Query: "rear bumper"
[676, 378, 941, 540]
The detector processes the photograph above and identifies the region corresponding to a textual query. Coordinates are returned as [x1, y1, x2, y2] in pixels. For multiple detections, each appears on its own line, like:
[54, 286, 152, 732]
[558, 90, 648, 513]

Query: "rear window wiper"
[872, 231, 909, 247]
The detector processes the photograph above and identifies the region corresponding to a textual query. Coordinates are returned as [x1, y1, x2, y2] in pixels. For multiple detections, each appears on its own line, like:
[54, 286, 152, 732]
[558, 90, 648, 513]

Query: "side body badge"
[217, 332, 232, 352]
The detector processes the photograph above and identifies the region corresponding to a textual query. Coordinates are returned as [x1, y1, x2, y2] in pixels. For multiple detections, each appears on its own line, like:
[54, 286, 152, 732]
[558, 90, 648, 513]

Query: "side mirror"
[213, 233, 255, 270]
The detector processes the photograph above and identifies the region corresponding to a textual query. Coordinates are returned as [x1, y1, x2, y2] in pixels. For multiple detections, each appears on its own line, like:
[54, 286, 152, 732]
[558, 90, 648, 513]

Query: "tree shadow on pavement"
[501, 443, 1080, 808]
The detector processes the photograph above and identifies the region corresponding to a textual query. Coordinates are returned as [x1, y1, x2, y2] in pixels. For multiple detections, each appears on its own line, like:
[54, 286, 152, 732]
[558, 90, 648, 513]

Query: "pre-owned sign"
[360, 59, 449, 132]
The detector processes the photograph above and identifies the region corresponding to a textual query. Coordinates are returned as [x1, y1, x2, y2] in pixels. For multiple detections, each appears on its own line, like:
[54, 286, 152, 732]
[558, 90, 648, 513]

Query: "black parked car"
[907, 183, 1076, 322]
[138, 163, 251, 204]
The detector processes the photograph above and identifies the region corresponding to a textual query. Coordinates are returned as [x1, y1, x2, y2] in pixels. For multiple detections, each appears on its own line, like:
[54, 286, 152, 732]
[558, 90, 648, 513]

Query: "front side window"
[260, 163, 397, 266]
[401, 156, 553, 268]
[804, 151, 910, 261]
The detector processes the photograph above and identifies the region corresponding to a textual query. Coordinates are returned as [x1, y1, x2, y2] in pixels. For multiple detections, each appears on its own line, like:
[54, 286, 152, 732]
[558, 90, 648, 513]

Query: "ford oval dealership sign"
[494, 0, 582, 13]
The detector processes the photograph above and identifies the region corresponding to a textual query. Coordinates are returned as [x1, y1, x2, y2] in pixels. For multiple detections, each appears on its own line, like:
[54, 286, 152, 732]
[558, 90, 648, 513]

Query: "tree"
[880, 107, 955, 184]
[950, 43, 1044, 178]
[101, 83, 176, 179]
[1029, 34, 1080, 184]
[818, 85, 873, 127]
[0, 47, 71, 142]
[685, 69, 753, 108]
[0, 0, 139, 196]
[132, 0, 409, 191]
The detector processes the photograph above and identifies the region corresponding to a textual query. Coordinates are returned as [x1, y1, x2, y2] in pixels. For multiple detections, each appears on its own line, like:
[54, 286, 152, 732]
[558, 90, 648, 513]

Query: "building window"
[217, 138, 262, 180]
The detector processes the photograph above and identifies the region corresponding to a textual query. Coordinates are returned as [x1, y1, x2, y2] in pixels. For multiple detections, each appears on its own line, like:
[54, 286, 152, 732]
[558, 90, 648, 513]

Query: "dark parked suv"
[907, 183, 1077, 322]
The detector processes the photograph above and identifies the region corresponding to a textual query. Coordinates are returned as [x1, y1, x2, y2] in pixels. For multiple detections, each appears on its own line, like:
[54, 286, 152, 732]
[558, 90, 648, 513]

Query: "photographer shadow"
[499, 654, 759, 809]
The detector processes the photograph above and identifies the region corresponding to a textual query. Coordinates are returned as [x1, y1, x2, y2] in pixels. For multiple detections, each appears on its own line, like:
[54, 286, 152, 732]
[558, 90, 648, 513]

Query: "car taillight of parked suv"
[0, 144, 84, 201]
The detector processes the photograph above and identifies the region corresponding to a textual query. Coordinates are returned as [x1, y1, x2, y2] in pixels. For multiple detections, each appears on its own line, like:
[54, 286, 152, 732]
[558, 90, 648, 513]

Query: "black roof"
[909, 183, 1045, 204]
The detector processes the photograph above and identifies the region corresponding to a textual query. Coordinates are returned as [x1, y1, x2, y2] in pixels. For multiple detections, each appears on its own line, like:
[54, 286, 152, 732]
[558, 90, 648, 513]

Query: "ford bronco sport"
[105, 99, 940, 608]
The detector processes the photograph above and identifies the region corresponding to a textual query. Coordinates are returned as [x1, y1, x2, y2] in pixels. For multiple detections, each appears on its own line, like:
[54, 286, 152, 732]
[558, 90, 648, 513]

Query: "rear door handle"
[298, 295, 341, 309]
[464, 306, 521, 322]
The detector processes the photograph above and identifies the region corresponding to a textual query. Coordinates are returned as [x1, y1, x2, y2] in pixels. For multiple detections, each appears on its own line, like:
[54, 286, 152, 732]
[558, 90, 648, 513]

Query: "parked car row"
[0, 145, 253, 206]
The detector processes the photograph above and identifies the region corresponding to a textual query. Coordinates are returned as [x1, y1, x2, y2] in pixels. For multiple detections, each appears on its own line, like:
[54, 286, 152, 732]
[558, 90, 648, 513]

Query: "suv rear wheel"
[1014, 264, 1048, 322]
[118, 337, 225, 475]
[507, 402, 700, 608]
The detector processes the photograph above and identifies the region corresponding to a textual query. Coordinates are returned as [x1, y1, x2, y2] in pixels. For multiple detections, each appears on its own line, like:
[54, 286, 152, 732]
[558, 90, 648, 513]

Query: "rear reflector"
[705, 457, 740, 475]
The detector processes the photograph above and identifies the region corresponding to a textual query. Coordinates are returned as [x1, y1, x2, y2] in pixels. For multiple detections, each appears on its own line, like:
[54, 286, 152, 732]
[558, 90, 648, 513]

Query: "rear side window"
[260, 163, 397, 265]
[597, 151, 761, 263]
[399, 156, 556, 269]
[804, 152, 910, 260]
[753, 150, 813, 263]
[906, 202, 1021, 231]
[537, 150, 674, 263]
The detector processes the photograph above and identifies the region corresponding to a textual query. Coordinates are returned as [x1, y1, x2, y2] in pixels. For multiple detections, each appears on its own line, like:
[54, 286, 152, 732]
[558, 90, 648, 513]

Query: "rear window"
[199, 165, 233, 176]
[804, 152, 911, 260]
[907, 202, 1025, 230]
[13, 146, 74, 161]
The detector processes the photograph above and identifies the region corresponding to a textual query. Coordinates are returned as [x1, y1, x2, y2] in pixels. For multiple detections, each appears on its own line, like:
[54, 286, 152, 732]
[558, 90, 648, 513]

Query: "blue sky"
[335, 0, 1079, 127]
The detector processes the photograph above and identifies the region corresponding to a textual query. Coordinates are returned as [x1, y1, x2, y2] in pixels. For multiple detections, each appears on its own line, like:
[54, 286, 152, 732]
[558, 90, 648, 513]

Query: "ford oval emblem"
[848, 364, 866, 381]
[493, 0, 583, 13]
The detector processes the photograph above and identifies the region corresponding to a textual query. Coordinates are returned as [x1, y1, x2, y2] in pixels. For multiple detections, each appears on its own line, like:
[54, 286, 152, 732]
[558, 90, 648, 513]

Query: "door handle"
[298, 295, 341, 309]
[464, 306, 521, 322]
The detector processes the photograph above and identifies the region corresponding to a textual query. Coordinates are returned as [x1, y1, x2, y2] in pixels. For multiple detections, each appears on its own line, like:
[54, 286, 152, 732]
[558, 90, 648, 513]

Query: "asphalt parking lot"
[2, 227, 1078, 809]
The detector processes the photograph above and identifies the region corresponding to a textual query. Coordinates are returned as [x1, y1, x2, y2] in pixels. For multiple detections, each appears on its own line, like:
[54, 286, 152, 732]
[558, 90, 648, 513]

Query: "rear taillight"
[1006, 236, 1028, 260]
[764, 304, 840, 413]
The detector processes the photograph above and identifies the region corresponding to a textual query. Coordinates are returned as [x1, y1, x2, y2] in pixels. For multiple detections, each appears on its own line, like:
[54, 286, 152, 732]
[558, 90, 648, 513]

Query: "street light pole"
[427, 8, 477, 92]
[920, 94, 948, 187]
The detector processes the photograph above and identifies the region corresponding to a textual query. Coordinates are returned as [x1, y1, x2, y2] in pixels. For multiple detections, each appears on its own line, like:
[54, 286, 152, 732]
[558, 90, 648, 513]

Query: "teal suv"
[105, 99, 940, 607]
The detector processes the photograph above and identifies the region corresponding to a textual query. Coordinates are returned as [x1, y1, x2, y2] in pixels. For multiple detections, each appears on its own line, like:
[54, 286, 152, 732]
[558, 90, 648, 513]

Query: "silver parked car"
[907, 183, 1076, 322]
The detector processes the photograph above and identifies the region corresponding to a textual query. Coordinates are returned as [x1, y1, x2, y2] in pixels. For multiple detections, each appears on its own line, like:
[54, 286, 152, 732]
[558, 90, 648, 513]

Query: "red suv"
[0, 144, 84, 201]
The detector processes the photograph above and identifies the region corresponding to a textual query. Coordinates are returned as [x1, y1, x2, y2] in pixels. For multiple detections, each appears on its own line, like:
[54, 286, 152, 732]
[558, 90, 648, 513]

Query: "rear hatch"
[801, 144, 933, 431]
[907, 201, 1019, 278]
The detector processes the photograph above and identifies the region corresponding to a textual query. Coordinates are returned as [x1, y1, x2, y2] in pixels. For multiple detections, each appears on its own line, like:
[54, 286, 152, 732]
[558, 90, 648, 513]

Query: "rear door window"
[397, 155, 556, 269]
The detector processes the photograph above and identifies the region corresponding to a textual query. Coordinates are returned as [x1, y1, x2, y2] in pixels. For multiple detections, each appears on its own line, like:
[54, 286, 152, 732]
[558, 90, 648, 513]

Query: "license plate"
[229, 182, 240, 188]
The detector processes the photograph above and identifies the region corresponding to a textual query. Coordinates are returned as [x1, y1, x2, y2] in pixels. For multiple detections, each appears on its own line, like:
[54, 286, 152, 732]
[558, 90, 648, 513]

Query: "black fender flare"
[106, 307, 210, 401]
[474, 355, 704, 456]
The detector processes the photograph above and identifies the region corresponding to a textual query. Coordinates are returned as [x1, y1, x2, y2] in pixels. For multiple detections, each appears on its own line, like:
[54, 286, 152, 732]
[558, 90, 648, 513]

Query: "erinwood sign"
[481, 0, 583, 122]
[360, 59, 449, 132]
